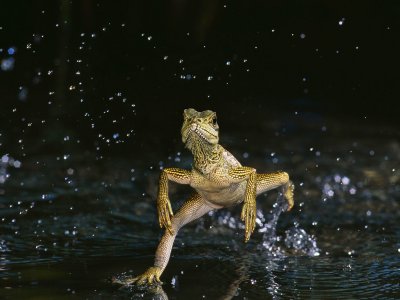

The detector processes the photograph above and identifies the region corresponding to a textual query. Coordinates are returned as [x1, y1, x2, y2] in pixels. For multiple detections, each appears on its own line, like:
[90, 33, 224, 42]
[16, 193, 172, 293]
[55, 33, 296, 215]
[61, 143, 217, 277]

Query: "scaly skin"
[115, 108, 294, 286]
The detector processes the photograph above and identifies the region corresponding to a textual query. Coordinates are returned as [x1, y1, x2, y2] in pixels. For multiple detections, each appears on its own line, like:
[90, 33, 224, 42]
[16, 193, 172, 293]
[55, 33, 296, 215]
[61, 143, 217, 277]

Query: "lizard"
[116, 108, 294, 285]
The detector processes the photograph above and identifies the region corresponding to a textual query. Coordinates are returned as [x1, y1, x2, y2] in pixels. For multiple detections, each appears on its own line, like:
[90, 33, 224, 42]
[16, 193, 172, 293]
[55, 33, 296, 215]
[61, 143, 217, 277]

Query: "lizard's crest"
[181, 108, 219, 151]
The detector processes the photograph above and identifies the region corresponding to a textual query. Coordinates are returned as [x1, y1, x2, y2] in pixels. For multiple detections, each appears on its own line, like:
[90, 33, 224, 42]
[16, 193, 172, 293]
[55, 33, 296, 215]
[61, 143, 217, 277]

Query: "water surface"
[1, 116, 399, 299]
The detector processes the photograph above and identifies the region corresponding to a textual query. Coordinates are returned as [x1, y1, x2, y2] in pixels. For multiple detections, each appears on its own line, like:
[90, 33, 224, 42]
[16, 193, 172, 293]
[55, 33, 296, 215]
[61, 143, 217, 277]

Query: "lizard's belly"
[195, 182, 246, 208]
[189, 158, 245, 207]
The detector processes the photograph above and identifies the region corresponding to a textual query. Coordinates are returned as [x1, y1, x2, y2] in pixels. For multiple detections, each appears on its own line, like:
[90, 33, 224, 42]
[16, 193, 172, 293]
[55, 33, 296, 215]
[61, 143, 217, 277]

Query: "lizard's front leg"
[256, 171, 294, 211]
[228, 167, 257, 242]
[157, 168, 191, 235]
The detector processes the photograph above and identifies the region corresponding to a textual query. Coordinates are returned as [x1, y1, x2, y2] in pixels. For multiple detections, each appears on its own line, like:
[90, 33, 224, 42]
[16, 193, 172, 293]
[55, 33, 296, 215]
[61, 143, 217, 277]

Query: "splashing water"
[213, 190, 320, 257]
[0, 240, 9, 253]
[285, 225, 320, 257]
[0, 154, 21, 185]
[211, 189, 320, 257]
[259, 192, 320, 257]
[257, 192, 288, 254]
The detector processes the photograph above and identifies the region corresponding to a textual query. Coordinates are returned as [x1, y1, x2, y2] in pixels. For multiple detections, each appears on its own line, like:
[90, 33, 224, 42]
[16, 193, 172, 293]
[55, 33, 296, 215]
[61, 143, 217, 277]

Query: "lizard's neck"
[190, 140, 222, 174]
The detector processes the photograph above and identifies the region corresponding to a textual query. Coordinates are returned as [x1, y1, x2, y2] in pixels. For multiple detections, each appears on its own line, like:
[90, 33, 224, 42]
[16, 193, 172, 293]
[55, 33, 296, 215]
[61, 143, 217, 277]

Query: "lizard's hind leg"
[154, 193, 214, 272]
[126, 193, 214, 285]
[256, 171, 294, 211]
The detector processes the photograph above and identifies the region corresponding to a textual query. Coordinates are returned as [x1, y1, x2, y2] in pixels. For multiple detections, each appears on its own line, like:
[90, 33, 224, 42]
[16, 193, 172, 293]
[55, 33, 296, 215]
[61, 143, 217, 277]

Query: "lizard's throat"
[186, 137, 221, 173]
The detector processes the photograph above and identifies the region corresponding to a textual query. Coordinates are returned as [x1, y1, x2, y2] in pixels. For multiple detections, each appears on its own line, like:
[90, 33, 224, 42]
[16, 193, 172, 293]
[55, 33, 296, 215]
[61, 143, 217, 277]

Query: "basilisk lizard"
[116, 108, 294, 285]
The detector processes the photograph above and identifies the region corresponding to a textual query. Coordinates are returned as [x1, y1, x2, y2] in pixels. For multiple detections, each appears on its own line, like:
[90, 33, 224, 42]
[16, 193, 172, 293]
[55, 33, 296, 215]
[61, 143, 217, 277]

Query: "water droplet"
[17, 86, 28, 101]
[7, 47, 16, 55]
[171, 275, 178, 287]
[342, 176, 350, 185]
[1, 57, 15, 71]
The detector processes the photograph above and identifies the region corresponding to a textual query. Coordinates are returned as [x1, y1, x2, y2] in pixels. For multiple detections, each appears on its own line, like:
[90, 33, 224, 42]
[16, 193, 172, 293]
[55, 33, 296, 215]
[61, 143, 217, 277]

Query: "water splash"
[259, 193, 320, 257]
[258, 193, 288, 253]
[320, 173, 357, 201]
[0, 240, 9, 253]
[211, 191, 320, 257]
[0, 154, 21, 184]
[285, 225, 320, 256]
[1, 57, 15, 71]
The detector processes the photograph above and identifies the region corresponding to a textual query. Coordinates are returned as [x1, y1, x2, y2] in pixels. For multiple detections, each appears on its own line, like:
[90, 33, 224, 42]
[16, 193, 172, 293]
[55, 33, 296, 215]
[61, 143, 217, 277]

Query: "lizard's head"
[181, 108, 219, 150]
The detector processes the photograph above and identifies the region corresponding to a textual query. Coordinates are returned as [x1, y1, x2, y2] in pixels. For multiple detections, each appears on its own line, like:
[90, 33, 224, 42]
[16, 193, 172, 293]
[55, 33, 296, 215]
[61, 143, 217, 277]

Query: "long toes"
[113, 276, 138, 286]
[245, 233, 250, 243]
[155, 276, 163, 284]
[147, 275, 154, 284]
[111, 276, 120, 284]
[241, 206, 246, 221]
[286, 198, 294, 211]
[128, 277, 139, 284]
[137, 276, 147, 285]
[161, 210, 166, 223]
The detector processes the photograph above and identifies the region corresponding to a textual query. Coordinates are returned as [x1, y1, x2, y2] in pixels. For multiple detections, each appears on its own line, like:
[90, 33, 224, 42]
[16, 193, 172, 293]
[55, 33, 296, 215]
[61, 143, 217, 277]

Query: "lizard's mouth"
[182, 123, 218, 145]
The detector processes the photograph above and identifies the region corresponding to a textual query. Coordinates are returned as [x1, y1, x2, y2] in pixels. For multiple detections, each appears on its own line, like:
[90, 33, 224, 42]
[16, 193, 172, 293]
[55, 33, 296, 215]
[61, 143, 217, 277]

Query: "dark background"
[0, 0, 399, 157]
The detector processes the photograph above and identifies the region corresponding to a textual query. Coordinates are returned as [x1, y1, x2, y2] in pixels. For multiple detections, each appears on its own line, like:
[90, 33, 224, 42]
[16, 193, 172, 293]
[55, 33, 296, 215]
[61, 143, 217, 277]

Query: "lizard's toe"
[112, 275, 138, 286]
[112, 267, 163, 286]
[284, 181, 295, 211]
[129, 266, 163, 286]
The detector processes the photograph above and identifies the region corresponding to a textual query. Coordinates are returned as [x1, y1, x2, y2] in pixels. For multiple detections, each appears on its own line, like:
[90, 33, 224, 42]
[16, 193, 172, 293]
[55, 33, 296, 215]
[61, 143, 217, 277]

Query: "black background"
[0, 0, 399, 156]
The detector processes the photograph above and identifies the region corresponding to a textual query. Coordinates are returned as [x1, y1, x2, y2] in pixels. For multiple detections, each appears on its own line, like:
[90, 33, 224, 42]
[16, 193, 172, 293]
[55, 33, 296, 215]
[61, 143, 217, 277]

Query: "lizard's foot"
[241, 199, 256, 243]
[157, 196, 174, 235]
[112, 267, 163, 286]
[283, 181, 294, 211]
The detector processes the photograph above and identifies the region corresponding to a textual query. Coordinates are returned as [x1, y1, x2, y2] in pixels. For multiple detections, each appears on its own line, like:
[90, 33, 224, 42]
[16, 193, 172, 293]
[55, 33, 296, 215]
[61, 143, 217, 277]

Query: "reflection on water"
[0, 118, 399, 299]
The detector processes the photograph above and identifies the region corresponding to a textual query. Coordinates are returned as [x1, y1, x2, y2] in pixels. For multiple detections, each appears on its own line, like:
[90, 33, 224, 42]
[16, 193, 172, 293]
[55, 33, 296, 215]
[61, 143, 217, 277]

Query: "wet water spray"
[259, 192, 320, 257]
